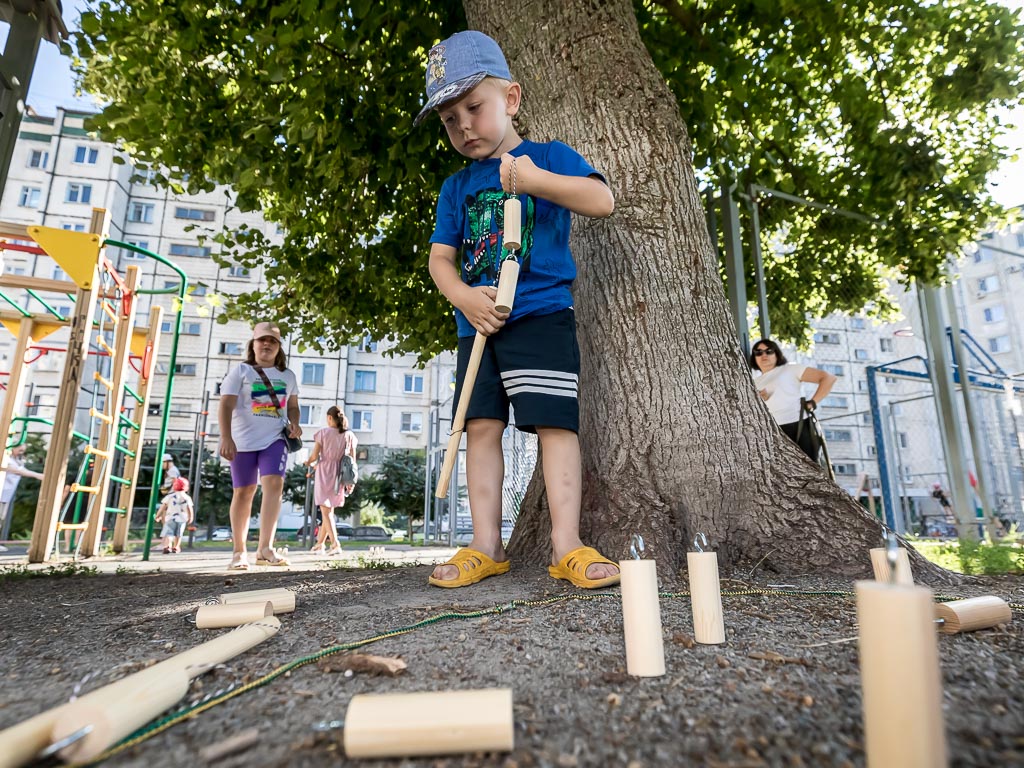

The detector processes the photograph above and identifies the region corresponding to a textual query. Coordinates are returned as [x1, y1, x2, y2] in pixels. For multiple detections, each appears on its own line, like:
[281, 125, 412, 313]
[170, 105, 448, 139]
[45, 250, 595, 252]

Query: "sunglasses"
[753, 348, 776, 356]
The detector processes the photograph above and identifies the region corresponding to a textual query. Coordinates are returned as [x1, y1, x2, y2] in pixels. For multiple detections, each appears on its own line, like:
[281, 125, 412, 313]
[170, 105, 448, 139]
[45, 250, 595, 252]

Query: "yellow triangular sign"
[28, 226, 101, 290]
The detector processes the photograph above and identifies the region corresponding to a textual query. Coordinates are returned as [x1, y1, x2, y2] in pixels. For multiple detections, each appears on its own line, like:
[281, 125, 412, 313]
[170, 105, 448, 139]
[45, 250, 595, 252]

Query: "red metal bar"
[0, 241, 47, 255]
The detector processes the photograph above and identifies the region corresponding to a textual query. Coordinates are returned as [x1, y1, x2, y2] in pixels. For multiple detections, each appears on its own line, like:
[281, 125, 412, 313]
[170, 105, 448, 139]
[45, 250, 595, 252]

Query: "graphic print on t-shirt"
[251, 376, 287, 418]
[461, 190, 534, 286]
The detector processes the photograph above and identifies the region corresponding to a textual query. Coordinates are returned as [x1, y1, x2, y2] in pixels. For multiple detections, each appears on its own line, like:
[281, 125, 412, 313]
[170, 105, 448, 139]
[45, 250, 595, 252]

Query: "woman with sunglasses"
[749, 338, 837, 460]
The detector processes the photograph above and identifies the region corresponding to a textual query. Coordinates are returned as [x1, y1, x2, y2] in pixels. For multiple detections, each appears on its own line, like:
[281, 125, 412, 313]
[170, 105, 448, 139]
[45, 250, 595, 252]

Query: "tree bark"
[464, 0, 953, 583]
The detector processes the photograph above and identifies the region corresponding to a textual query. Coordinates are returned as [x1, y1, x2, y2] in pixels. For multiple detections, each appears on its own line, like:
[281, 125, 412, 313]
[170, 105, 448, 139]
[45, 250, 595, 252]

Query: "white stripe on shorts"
[501, 369, 578, 399]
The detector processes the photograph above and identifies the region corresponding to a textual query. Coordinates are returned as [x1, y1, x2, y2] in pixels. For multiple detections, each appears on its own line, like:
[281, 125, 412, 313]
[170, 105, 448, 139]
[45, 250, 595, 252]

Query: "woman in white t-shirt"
[219, 322, 302, 570]
[750, 338, 836, 460]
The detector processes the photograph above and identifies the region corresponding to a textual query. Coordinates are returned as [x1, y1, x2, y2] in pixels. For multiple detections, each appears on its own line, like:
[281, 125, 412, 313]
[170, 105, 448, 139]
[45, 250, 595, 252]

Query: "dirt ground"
[0, 560, 1022, 768]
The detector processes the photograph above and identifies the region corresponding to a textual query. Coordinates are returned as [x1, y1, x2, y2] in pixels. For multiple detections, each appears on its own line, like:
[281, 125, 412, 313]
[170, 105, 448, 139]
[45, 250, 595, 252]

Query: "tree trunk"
[465, 0, 953, 583]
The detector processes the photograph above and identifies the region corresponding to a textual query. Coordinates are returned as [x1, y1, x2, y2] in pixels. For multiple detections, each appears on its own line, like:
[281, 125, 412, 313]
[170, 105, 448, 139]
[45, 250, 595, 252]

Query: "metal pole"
[918, 283, 977, 540]
[746, 183, 770, 340]
[719, 180, 750, 354]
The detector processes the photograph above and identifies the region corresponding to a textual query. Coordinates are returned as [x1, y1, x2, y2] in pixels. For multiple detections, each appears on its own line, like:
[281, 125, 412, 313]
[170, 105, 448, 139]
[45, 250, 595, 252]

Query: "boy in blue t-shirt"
[416, 30, 619, 590]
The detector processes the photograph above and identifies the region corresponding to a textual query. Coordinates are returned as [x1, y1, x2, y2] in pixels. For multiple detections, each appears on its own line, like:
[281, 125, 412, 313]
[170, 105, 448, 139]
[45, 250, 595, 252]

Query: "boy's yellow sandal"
[428, 548, 511, 588]
[548, 546, 621, 589]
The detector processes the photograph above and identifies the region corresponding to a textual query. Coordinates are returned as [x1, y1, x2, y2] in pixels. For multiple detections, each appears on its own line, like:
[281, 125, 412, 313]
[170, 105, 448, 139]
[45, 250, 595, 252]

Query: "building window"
[867, 445, 877, 456]
[820, 395, 849, 409]
[821, 364, 844, 376]
[354, 370, 376, 392]
[351, 410, 373, 431]
[857, 380, 868, 392]
[978, 275, 1000, 294]
[163, 321, 202, 335]
[73, 145, 99, 164]
[128, 202, 154, 223]
[52, 266, 67, 281]
[27, 149, 49, 169]
[65, 183, 92, 204]
[880, 338, 894, 352]
[302, 363, 326, 386]
[173, 363, 197, 376]
[61, 223, 86, 232]
[988, 335, 1011, 354]
[1017, 233, 1024, 249]
[132, 167, 158, 185]
[850, 318, 866, 330]
[404, 373, 424, 394]
[168, 243, 212, 258]
[219, 342, 243, 355]
[823, 429, 853, 442]
[813, 332, 841, 344]
[56, 305, 71, 318]
[400, 412, 423, 433]
[854, 349, 869, 361]
[123, 239, 149, 259]
[983, 306, 1005, 323]
[18, 186, 41, 207]
[833, 463, 858, 475]
[191, 284, 207, 296]
[299, 405, 320, 425]
[898, 432, 909, 449]
[358, 334, 378, 353]
[973, 247, 994, 263]
[227, 266, 250, 277]
[174, 206, 216, 222]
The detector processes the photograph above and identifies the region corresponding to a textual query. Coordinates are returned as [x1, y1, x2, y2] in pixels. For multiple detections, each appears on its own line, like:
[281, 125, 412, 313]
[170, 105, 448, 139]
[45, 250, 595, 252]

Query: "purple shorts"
[230, 440, 288, 488]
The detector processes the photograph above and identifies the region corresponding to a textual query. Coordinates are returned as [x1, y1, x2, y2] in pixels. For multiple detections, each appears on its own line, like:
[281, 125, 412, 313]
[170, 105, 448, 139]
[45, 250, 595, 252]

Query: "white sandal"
[228, 553, 249, 570]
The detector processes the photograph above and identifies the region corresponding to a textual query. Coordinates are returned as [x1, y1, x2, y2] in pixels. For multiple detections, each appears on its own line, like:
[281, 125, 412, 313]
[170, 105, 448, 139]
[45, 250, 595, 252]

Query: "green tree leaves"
[74, 0, 1023, 350]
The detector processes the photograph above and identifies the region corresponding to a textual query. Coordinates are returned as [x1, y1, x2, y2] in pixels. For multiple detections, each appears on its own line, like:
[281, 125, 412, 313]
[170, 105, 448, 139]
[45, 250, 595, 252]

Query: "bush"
[913, 537, 1024, 575]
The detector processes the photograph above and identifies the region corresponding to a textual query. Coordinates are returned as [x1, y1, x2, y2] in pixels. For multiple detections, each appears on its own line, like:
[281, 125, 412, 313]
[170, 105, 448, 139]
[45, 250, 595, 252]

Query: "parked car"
[210, 527, 232, 541]
[295, 522, 355, 540]
[353, 525, 392, 540]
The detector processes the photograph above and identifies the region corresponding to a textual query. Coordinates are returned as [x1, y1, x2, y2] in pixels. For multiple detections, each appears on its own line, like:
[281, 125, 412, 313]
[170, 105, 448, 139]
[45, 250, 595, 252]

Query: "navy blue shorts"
[454, 309, 579, 433]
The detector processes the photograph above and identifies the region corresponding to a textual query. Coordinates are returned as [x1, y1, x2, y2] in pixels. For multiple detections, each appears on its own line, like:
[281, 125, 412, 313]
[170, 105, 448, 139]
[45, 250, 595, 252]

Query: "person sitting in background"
[750, 338, 837, 461]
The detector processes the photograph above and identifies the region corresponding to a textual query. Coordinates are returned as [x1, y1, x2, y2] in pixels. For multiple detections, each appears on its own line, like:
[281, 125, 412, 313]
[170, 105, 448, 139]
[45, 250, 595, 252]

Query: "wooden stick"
[197, 601, 274, 629]
[434, 259, 521, 498]
[855, 581, 946, 767]
[687, 551, 725, 644]
[0, 618, 280, 768]
[344, 689, 514, 758]
[619, 560, 665, 676]
[934, 596, 1011, 634]
[869, 547, 913, 585]
[218, 588, 296, 614]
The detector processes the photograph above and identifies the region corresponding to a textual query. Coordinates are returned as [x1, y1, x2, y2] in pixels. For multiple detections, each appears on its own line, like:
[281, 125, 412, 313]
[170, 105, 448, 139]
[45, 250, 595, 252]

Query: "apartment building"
[0, 109, 455, 509]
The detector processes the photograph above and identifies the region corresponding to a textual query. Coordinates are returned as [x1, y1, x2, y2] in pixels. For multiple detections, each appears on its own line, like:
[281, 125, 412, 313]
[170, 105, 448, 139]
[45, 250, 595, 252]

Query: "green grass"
[0, 562, 99, 582]
[911, 536, 1024, 575]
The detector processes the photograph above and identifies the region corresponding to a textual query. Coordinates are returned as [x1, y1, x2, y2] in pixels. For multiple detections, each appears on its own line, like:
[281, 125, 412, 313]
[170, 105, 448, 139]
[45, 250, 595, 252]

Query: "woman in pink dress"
[304, 406, 358, 555]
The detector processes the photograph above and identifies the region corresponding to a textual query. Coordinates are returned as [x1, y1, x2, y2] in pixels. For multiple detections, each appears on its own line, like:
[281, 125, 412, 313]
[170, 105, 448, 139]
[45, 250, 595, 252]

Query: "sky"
[7, 0, 1024, 208]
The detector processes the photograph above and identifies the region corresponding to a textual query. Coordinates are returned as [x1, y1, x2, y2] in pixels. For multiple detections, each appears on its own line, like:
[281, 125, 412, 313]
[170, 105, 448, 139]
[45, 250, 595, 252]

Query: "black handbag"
[253, 366, 302, 452]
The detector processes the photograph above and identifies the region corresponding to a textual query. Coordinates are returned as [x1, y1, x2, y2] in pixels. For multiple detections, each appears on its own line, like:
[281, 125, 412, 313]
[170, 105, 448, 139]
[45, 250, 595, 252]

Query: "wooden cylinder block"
[53, 668, 190, 762]
[855, 581, 947, 767]
[218, 588, 295, 614]
[619, 560, 666, 677]
[934, 596, 1011, 634]
[344, 689, 514, 759]
[687, 551, 725, 644]
[0, 708, 70, 768]
[196, 600, 273, 629]
[869, 547, 913, 585]
[503, 196, 521, 252]
[494, 259, 520, 314]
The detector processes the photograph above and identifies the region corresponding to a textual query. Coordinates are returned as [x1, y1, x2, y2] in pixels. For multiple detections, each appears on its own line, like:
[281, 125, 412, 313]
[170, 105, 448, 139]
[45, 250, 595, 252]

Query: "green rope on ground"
[72, 587, 1023, 766]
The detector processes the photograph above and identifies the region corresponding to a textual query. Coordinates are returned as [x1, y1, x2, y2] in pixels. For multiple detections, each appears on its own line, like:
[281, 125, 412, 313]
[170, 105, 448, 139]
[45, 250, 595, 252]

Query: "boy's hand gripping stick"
[435, 165, 522, 499]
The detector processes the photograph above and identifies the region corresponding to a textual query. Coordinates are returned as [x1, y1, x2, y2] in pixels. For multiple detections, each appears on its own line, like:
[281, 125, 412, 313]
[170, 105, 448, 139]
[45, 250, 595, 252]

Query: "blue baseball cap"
[414, 30, 512, 126]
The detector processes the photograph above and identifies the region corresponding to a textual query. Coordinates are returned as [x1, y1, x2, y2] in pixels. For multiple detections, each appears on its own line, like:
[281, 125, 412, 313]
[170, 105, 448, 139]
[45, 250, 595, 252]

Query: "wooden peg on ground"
[934, 596, 1011, 634]
[687, 550, 725, 644]
[343, 689, 514, 758]
[619, 559, 665, 677]
[869, 547, 913, 585]
[855, 580, 947, 767]
[218, 587, 295, 614]
[196, 601, 274, 629]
